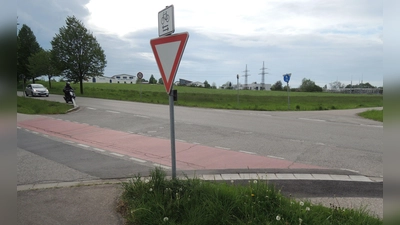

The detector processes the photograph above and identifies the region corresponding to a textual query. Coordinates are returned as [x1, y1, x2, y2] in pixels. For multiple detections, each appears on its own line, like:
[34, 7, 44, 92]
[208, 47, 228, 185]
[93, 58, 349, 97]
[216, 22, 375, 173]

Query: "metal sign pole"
[236, 74, 239, 108]
[287, 81, 290, 110]
[169, 89, 177, 179]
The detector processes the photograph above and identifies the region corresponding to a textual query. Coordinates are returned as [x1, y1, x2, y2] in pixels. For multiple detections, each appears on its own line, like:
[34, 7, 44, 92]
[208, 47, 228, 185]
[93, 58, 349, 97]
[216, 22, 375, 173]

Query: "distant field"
[19, 81, 383, 111]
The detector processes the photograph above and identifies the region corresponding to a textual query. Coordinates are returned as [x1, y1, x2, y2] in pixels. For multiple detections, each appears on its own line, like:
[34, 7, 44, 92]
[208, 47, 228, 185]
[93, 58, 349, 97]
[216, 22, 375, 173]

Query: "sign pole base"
[169, 91, 177, 179]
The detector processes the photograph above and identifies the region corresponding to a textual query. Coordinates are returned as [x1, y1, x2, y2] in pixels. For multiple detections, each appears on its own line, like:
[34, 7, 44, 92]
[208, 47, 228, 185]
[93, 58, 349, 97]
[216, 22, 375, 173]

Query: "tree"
[17, 24, 41, 84]
[149, 74, 157, 84]
[158, 78, 164, 84]
[329, 81, 345, 90]
[211, 82, 217, 89]
[270, 80, 283, 91]
[51, 16, 107, 94]
[28, 49, 61, 88]
[204, 80, 211, 88]
[299, 78, 322, 92]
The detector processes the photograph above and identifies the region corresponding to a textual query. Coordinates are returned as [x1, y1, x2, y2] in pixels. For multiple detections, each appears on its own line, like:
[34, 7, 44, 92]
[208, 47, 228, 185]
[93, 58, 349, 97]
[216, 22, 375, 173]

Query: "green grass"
[119, 168, 382, 225]
[358, 110, 383, 122]
[18, 81, 383, 111]
[17, 96, 73, 114]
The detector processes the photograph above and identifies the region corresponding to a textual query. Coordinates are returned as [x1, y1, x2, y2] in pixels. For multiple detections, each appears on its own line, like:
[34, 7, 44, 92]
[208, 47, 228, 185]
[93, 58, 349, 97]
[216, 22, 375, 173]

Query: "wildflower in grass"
[299, 201, 304, 206]
[291, 201, 294, 205]
[306, 207, 310, 211]
[276, 215, 281, 221]
[163, 217, 169, 222]
[231, 180, 234, 183]
[179, 187, 183, 191]
[251, 193, 255, 197]
[253, 180, 257, 184]
[149, 188, 153, 192]
[299, 218, 303, 224]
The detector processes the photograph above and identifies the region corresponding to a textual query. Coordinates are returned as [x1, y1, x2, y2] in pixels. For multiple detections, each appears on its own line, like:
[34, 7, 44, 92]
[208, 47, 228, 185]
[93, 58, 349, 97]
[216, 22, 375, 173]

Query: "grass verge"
[119, 168, 382, 225]
[358, 110, 383, 122]
[19, 81, 383, 111]
[17, 96, 73, 114]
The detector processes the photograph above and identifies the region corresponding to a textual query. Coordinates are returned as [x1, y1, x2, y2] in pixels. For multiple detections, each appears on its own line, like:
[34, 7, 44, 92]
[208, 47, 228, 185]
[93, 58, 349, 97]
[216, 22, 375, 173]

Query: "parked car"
[25, 84, 49, 97]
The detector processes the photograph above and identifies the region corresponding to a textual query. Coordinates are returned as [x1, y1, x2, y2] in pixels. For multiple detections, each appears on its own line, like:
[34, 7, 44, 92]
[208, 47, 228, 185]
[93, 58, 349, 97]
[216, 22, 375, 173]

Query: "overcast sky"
[17, 0, 382, 88]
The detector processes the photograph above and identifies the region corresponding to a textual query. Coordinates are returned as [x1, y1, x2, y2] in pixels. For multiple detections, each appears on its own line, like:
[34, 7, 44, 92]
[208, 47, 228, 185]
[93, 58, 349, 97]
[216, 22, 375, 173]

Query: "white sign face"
[158, 5, 175, 37]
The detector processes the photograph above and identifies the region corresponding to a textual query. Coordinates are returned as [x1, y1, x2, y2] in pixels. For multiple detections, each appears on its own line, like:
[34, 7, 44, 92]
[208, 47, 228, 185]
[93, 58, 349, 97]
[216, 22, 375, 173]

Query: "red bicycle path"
[17, 116, 324, 171]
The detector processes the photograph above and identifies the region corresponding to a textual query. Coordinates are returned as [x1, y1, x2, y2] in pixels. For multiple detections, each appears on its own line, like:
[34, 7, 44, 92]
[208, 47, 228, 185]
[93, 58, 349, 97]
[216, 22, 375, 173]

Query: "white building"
[85, 74, 137, 84]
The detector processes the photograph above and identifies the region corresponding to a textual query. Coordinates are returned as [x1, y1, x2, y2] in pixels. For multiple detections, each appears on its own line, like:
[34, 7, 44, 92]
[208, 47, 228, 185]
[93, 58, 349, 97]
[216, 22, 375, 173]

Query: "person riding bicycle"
[63, 82, 73, 99]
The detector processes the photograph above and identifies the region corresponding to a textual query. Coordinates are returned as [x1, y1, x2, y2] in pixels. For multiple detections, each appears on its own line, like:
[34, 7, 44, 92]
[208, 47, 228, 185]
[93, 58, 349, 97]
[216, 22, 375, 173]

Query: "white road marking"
[340, 168, 359, 173]
[87, 107, 97, 110]
[360, 124, 383, 128]
[134, 115, 149, 118]
[176, 139, 187, 142]
[153, 163, 171, 170]
[78, 144, 89, 148]
[106, 110, 120, 114]
[42, 134, 49, 137]
[93, 148, 105, 152]
[110, 153, 124, 157]
[215, 146, 230, 150]
[32, 131, 38, 134]
[25, 129, 30, 132]
[65, 140, 74, 144]
[17, 127, 21, 129]
[239, 150, 257, 155]
[130, 157, 147, 163]
[298, 118, 326, 122]
[267, 155, 285, 160]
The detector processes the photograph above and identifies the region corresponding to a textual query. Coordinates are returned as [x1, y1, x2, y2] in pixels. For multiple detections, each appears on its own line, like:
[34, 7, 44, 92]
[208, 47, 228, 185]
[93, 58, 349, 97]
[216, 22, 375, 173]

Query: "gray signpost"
[150, 5, 189, 179]
[137, 72, 143, 100]
[283, 73, 291, 110]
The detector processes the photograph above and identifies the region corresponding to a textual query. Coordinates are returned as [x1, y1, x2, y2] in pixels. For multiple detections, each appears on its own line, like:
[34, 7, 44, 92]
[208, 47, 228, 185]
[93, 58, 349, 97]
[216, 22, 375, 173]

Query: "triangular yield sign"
[150, 32, 189, 94]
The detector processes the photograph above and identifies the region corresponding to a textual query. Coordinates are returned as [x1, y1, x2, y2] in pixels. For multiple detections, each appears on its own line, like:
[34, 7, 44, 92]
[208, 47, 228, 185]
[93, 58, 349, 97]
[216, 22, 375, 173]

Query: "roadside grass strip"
[119, 168, 382, 225]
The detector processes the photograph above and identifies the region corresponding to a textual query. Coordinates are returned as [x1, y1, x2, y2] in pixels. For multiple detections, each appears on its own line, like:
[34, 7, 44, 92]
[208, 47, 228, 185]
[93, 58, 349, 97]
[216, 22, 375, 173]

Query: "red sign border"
[150, 32, 189, 94]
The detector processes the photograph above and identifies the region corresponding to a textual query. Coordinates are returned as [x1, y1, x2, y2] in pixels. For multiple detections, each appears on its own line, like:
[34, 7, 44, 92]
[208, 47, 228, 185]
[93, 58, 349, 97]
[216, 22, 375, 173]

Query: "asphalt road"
[21, 92, 382, 178]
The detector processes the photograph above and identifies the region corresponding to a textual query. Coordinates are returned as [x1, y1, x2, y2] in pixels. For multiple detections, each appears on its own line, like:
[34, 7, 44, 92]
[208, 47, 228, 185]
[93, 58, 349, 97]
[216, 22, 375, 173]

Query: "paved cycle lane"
[18, 116, 324, 171]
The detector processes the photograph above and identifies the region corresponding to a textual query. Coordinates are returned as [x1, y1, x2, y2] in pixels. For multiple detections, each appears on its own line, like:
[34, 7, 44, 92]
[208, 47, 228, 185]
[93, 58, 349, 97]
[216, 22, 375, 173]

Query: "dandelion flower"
[306, 207, 310, 211]
[276, 215, 281, 221]
[253, 180, 257, 184]
[299, 201, 304, 206]
[163, 217, 169, 222]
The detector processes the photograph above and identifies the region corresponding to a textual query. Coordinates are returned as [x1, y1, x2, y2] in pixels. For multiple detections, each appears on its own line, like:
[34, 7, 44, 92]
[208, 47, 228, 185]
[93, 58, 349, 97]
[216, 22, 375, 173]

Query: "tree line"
[17, 16, 107, 94]
[270, 78, 379, 92]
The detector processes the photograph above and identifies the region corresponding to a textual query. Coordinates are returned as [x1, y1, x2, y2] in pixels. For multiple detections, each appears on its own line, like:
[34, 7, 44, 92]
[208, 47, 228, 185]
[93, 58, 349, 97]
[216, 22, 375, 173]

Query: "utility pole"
[259, 61, 268, 90]
[243, 64, 250, 90]
[236, 74, 239, 108]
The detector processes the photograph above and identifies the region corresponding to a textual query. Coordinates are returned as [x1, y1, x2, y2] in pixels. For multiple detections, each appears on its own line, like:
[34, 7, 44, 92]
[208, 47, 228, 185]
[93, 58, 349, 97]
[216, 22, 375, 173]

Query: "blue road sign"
[283, 73, 291, 83]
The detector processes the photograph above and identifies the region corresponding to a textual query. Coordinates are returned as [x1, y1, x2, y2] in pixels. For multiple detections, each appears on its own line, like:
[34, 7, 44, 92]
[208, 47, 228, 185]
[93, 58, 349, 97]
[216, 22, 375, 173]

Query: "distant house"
[85, 74, 137, 84]
[221, 81, 271, 90]
[179, 78, 192, 86]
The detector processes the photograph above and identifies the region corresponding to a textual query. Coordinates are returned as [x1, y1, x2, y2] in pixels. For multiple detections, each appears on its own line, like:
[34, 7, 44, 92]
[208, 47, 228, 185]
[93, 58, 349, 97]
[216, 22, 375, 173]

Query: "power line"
[259, 61, 268, 90]
[243, 64, 250, 90]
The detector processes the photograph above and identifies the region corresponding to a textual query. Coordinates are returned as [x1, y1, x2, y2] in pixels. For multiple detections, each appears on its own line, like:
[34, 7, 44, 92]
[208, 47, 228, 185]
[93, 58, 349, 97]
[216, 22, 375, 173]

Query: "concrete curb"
[66, 105, 80, 113]
[17, 171, 382, 192]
